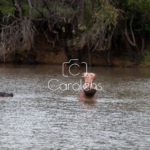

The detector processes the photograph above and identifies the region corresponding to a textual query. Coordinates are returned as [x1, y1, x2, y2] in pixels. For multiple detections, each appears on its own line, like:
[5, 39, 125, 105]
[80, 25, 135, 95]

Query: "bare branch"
[48, 19, 52, 31]
[13, 0, 22, 18]
[130, 0, 136, 44]
[125, 18, 136, 47]
[28, 0, 33, 18]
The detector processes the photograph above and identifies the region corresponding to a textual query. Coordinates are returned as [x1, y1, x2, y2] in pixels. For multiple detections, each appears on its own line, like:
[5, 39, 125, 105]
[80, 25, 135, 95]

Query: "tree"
[124, 0, 150, 65]
[1, 0, 149, 66]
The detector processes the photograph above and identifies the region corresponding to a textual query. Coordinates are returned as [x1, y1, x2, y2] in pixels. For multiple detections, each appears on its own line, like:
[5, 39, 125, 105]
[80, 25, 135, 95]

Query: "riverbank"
[1, 35, 150, 68]
[2, 55, 150, 68]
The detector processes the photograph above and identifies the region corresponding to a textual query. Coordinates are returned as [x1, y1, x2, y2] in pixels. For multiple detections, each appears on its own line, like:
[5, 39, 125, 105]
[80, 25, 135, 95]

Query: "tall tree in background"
[0, 0, 150, 65]
[124, 0, 150, 65]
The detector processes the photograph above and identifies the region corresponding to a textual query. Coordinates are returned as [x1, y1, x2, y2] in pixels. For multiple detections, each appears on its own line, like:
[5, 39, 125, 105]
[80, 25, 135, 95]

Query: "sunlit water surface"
[0, 64, 150, 150]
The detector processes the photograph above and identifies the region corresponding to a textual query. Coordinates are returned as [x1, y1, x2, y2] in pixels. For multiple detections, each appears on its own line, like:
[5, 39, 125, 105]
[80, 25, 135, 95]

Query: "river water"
[0, 64, 150, 150]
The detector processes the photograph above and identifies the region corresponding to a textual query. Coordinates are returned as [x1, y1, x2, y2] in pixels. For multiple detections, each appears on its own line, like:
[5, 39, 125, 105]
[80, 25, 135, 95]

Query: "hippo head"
[83, 72, 96, 89]
[9, 93, 13, 97]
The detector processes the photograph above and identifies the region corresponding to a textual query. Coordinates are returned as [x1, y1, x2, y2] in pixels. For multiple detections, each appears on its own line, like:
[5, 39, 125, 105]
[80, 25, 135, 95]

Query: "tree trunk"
[107, 49, 112, 67]
[104, 51, 108, 66]
[64, 41, 72, 61]
[135, 46, 140, 65]
[124, 36, 134, 61]
[27, 47, 37, 64]
[103, 49, 112, 67]
[88, 44, 92, 66]
[73, 50, 81, 64]
[141, 23, 145, 59]
[124, 0, 140, 65]
[113, 37, 120, 57]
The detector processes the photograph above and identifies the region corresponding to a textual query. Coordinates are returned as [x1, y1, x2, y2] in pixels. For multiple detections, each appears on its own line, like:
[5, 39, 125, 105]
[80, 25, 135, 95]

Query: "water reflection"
[78, 99, 96, 110]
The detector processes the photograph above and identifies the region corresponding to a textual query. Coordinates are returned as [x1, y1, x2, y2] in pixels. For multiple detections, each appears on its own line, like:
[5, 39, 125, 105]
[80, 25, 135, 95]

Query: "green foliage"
[93, 1, 120, 30]
[45, 47, 54, 52]
[22, 4, 29, 16]
[0, 10, 3, 21]
[120, 52, 130, 61]
[0, 1, 14, 14]
[56, 5, 74, 18]
[16, 47, 24, 54]
[140, 50, 150, 65]
[145, 24, 150, 38]
[134, 0, 150, 23]
[45, 47, 60, 53]
[1, 0, 150, 65]
[120, 52, 131, 66]
[84, 0, 92, 27]
[144, 51, 150, 63]
[32, 7, 50, 18]
[123, 0, 150, 33]
[122, 0, 150, 64]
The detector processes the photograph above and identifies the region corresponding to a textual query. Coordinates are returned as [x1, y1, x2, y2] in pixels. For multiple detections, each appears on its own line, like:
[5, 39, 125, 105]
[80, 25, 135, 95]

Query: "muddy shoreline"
[1, 61, 150, 68]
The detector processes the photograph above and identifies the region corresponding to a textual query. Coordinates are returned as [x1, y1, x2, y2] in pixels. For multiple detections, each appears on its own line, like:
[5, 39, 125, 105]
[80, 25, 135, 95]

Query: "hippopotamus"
[0, 92, 13, 97]
[77, 72, 97, 100]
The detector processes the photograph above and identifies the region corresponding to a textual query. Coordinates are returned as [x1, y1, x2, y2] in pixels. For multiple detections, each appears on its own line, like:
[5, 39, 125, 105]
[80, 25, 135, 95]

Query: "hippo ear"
[82, 72, 88, 81]
[91, 73, 96, 81]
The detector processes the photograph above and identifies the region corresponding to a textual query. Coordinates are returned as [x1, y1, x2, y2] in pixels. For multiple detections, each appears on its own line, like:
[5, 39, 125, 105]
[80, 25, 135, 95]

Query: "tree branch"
[13, 0, 22, 18]
[28, 0, 33, 18]
[130, 0, 136, 44]
[125, 18, 136, 47]
[48, 19, 52, 31]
